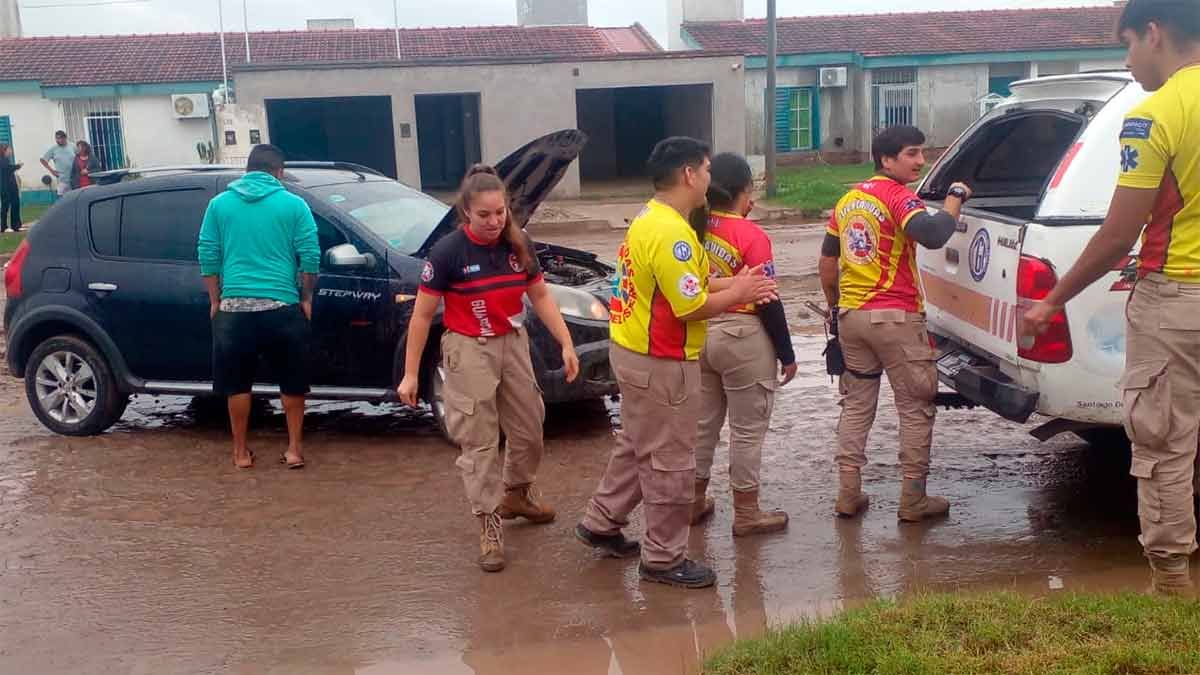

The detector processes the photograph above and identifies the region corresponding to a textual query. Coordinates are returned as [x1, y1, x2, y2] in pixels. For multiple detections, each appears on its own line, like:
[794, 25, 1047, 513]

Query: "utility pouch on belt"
[823, 337, 845, 378]
[823, 310, 845, 378]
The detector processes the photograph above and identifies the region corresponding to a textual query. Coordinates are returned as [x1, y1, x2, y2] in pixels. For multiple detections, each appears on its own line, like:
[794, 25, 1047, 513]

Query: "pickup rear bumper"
[932, 335, 1038, 424]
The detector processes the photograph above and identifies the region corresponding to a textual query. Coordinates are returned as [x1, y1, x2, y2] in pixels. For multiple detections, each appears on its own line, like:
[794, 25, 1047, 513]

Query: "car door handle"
[88, 282, 118, 292]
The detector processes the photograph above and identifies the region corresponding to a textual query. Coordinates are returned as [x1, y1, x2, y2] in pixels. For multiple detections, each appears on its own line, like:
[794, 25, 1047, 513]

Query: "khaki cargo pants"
[442, 329, 546, 516]
[1123, 274, 1200, 559]
[836, 309, 938, 479]
[583, 344, 701, 570]
[695, 314, 779, 491]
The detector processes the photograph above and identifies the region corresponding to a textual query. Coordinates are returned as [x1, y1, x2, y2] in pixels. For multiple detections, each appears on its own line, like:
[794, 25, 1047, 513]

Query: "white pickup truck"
[916, 72, 1147, 446]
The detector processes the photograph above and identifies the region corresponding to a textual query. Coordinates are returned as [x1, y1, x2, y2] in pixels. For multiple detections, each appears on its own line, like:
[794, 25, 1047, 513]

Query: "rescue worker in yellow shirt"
[692, 153, 797, 537]
[819, 125, 968, 522]
[576, 137, 776, 589]
[1024, 0, 1200, 596]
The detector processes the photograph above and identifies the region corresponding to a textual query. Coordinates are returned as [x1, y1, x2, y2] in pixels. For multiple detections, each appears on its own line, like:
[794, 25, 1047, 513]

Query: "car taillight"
[3, 239, 30, 299]
[1017, 254, 1072, 364]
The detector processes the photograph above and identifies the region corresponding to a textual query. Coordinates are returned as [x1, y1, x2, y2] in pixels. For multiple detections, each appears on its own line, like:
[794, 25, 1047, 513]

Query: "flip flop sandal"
[280, 454, 306, 470]
[235, 450, 255, 470]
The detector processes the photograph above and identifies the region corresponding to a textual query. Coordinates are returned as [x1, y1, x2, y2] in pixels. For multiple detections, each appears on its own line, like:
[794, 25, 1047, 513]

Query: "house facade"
[0, 20, 746, 199]
[680, 5, 1128, 161]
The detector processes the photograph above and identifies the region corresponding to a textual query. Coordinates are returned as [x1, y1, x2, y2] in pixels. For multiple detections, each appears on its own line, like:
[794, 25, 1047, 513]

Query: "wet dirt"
[0, 226, 1151, 674]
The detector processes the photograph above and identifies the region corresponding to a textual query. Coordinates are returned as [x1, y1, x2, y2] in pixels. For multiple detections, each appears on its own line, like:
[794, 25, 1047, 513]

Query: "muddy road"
[0, 222, 1147, 674]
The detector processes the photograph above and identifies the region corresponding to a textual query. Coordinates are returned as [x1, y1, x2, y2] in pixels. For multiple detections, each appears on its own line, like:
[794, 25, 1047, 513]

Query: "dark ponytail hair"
[707, 153, 754, 212]
[456, 164, 535, 272]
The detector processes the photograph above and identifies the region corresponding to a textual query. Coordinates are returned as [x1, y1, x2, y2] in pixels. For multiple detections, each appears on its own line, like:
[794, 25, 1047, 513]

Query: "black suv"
[4, 130, 617, 436]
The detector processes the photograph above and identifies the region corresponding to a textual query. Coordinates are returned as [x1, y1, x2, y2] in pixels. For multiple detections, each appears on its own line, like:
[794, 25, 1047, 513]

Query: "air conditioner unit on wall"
[820, 67, 848, 88]
[171, 94, 211, 119]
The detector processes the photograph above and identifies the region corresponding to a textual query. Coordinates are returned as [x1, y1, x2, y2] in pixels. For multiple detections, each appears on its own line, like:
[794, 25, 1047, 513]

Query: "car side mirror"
[326, 243, 376, 269]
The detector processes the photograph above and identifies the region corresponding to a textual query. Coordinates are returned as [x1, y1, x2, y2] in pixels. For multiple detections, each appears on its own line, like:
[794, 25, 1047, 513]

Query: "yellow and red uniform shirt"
[609, 199, 709, 361]
[705, 210, 775, 314]
[1117, 65, 1200, 282]
[827, 176, 927, 313]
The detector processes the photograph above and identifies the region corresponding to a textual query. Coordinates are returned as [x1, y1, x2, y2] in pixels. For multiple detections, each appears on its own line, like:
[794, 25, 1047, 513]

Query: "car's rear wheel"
[25, 336, 127, 436]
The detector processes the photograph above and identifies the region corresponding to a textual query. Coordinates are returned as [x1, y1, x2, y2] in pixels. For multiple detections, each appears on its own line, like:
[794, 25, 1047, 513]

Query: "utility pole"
[394, 0, 402, 61]
[218, 0, 231, 103]
[765, 0, 778, 198]
[243, 0, 251, 63]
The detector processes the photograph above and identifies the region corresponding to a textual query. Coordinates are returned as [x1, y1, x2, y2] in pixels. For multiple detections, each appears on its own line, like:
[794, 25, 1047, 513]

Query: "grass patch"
[768, 162, 877, 216]
[0, 230, 26, 255]
[21, 203, 50, 225]
[704, 592, 1200, 675]
[0, 204, 49, 255]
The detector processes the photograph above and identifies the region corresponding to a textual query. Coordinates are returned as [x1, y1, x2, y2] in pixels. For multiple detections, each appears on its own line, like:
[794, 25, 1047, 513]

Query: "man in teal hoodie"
[198, 144, 320, 470]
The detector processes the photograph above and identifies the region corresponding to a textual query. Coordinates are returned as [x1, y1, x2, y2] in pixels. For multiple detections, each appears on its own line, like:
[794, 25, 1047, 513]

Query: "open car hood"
[417, 129, 588, 256]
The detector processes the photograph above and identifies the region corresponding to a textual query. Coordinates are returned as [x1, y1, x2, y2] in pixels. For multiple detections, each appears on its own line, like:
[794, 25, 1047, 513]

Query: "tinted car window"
[89, 197, 120, 257]
[120, 189, 211, 262]
[316, 214, 348, 255]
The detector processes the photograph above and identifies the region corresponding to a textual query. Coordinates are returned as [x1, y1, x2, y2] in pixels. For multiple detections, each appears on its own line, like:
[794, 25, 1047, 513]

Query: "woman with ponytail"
[691, 153, 798, 537]
[398, 164, 580, 573]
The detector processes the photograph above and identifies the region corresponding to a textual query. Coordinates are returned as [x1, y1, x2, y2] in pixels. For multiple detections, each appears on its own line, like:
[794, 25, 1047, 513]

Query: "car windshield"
[309, 181, 450, 255]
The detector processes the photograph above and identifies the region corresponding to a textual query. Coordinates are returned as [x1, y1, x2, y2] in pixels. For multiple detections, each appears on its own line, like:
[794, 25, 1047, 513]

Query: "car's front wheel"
[25, 336, 127, 436]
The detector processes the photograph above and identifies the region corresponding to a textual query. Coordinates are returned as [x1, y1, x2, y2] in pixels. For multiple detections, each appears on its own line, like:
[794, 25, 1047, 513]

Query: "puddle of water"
[0, 335, 1157, 674]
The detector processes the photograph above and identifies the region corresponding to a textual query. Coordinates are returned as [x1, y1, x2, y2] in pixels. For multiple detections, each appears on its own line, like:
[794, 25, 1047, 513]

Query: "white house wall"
[0, 91, 214, 190]
[233, 55, 746, 198]
[916, 64, 989, 148]
[120, 95, 215, 168]
[0, 92, 62, 189]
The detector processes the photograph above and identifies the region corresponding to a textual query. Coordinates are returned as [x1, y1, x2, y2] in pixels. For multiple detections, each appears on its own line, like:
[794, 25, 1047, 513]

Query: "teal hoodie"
[197, 172, 320, 304]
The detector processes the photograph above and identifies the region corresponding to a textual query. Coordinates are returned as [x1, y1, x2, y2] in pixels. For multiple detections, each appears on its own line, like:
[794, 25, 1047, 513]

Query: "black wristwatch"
[948, 185, 970, 202]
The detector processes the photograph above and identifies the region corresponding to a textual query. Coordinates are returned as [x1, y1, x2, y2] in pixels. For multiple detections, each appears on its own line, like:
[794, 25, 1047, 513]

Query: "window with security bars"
[61, 98, 128, 171]
[772, 86, 817, 152]
[871, 68, 917, 131]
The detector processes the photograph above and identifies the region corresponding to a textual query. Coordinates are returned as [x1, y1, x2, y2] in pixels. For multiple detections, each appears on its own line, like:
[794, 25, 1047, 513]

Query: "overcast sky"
[19, 0, 1114, 44]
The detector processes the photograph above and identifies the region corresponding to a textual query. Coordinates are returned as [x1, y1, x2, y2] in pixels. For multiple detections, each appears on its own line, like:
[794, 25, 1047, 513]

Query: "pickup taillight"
[1016, 254, 1072, 364]
[3, 239, 29, 299]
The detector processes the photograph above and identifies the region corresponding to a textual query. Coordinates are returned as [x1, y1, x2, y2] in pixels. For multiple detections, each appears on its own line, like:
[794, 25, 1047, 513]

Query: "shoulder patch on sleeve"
[1121, 118, 1154, 140]
[672, 240, 693, 262]
[421, 261, 434, 283]
[678, 273, 702, 299]
[902, 198, 924, 212]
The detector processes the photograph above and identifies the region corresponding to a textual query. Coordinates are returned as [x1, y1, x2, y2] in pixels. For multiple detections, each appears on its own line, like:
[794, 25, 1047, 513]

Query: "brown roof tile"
[683, 6, 1124, 58]
[0, 24, 660, 87]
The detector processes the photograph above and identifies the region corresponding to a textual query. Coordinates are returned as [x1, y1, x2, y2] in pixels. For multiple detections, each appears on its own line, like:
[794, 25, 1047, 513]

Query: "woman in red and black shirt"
[398, 164, 579, 574]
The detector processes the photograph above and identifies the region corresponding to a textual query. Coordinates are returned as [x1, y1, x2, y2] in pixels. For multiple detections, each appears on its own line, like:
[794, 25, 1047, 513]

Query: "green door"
[0, 116, 12, 147]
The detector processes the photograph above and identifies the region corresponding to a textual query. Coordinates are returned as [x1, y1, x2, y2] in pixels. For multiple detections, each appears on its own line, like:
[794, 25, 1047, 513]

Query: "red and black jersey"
[419, 226, 543, 338]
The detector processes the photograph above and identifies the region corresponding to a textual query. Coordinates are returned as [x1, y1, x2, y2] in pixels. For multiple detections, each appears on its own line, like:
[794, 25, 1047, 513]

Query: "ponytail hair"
[456, 164, 536, 272]
[706, 153, 754, 212]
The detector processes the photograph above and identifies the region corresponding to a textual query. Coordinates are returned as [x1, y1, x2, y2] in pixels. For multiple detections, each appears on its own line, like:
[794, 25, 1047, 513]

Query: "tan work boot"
[497, 485, 557, 524]
[691, 478, 716, 525]
[834, 471, 870, 518]
[732, 489, 789, 537]
[1148, 553, 1193, 597]
[477, 513, 506, 573]
[897, 478, 950, 522]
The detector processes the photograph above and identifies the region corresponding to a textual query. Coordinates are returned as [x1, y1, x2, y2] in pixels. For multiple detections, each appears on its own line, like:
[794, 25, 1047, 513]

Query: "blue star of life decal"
[1121, 145, 1139, 173]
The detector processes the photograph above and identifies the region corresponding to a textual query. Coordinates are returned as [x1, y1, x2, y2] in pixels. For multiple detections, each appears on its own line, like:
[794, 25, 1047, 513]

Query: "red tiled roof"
[598, 23, 663, 53]
[683, 6, 1124, 58]
[0, 24, 661, 87]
